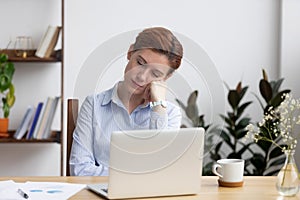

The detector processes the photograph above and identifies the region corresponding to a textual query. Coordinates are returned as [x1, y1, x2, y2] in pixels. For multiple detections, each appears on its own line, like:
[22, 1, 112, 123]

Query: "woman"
[70, 27, 184, 176]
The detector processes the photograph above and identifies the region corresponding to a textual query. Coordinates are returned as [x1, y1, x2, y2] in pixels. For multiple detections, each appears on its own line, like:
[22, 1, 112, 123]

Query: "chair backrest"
[66, 99, 79, 176]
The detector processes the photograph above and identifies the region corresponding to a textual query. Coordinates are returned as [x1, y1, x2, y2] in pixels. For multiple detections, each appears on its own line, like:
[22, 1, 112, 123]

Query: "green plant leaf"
[259, 79, 273, 103]
[268, 156, 285, 168]
[215, 142, 222, 153]
[250, 153, 266, 171]
[0, 74, 11, 92]
[220, 130, 234, 150]
[202, 162, 214, 176]
[256, 138, 272, 152]
[270, 89, 291, 108]
[264, 169, 281, 176]
[236, 130, 248, 139]
[251, 92, 265, 110]
[187, 90, 198, 105]
[270, 78, 284, 96]
[228, 90, 240, 109]
[175, 99, 186, 110]
[220, 114, 233, 126]
[0, 54, 8, 62]
[236, 117, 251, 129]
[269, 146, 284, 160]
[237, 101, 252, 119]
[186, 106, 198, 121]
[227, 152, 240, 159]
[239, 86, 249, 100]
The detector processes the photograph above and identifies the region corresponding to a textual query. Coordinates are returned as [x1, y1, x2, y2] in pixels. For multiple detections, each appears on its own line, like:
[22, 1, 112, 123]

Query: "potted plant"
[0, 53, 15, 134]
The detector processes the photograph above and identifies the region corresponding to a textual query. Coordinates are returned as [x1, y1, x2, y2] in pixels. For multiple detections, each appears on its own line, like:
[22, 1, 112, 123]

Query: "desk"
[0, 176, 299, 200]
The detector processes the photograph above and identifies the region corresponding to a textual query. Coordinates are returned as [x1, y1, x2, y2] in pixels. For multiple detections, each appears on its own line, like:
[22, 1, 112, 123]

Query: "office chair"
[66, 99, 78, 176]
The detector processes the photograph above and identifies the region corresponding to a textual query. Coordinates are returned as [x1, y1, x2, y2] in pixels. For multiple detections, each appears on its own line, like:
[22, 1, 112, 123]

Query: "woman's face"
[123, 49, 172, 95]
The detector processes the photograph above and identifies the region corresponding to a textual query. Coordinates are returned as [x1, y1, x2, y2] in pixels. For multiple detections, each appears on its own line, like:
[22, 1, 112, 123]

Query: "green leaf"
[236, 143, 252, 155]
[202, 162, 214, 176]
[187, 90, 198, 105]
[259, 79, 273, 103]
[265, 169, 280, 176]
[270, 78, 284, 96]
[0, 74, 11, 92]
[228, 90, 240, 109]
[220, 130, 234, 150]
[236, 130, 248, 139]
[239, 86, 249, 100]
[268, 157, 285, 168]
[250, 153, 266, 171]
[236, 117, 251, 129]
[215, 142, 222, 153]
[270, 89, 291, 108]
[0, 54, 8, 62]
[175, 99, 186, 110]
[269, 146, 284, 160]
[186, 106, 198, 121]
[227, 152, 240, 159]
[251, 92, 265, 110]
[237, 101, 252, 119]
[256, 139, 272, 153]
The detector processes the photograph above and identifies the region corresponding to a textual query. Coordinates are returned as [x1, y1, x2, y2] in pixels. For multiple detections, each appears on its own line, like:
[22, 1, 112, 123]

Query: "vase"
[276, 150, 299, 196]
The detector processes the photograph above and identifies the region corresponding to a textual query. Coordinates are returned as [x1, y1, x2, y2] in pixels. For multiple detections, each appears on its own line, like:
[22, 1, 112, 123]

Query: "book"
[14, 106, 35, 139]
[35, 25, 61, 58]
[32, 98, 50, 139]
[26, 102, 43, 139]
[42, 96, 60, 139]
[36, 97, 54, 139]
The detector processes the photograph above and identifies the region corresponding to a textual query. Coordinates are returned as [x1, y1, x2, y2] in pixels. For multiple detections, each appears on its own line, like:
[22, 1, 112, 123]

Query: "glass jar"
[276, 150, 299, 196]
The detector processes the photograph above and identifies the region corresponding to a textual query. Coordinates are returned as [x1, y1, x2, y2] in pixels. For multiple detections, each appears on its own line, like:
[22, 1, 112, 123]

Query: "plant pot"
[0, 118, 9, 133]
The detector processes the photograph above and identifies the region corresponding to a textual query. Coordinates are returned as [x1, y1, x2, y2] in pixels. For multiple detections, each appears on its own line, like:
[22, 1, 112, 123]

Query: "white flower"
[245, 93, 300, 151]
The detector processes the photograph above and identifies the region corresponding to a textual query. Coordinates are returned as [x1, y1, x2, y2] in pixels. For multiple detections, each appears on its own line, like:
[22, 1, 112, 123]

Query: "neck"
[117, 82, 144, 114]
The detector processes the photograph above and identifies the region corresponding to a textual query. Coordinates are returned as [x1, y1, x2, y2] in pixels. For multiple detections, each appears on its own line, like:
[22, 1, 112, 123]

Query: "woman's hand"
[143, 80, 167, 102]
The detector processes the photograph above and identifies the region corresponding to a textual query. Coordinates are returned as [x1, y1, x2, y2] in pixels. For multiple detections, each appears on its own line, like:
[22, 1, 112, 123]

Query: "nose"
[136, 68, 148, 83]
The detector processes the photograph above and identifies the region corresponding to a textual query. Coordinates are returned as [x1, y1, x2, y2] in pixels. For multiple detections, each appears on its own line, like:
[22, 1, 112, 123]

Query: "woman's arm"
[69, 96, 108, 176]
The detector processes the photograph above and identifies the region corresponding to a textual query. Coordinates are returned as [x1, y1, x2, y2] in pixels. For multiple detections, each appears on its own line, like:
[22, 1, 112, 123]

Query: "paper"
[0, 180, 86, 200]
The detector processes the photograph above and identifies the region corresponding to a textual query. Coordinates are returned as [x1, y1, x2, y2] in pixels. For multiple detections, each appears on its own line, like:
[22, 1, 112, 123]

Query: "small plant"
[175, 90, 209, 129]
[248, 69, 290, 175]
[0, 53, 15, 118]
[175, 90, 214, 175]
[218, 81, 253, 174]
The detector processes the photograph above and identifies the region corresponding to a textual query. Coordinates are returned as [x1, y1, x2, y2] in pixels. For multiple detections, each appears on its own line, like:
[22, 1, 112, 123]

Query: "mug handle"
[212, 163, 223, 178]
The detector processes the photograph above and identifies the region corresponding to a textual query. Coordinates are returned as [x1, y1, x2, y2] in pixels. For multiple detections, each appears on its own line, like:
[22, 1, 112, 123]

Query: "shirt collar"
[101, 82, 150, 110]
[101, 82, 120, 106]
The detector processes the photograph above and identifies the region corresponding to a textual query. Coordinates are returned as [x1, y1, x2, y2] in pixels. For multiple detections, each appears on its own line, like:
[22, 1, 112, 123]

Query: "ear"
[127, 44, 134, 60]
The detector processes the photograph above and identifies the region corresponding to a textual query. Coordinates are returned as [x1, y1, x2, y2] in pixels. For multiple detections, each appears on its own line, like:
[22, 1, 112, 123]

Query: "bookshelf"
[0, 0, 64, 175]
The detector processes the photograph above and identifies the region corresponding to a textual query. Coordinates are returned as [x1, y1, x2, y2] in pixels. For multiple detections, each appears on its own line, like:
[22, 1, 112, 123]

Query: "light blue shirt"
[69, 83, 182, 176]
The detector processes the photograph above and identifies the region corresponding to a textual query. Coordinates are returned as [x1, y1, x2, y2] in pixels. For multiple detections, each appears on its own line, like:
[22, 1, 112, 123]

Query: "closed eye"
[152, 70, 163, 78]
[137, 56, 146, 66]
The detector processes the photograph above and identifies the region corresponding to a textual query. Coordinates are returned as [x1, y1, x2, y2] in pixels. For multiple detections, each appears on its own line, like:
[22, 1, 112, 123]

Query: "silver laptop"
[87, 127, 205, 199]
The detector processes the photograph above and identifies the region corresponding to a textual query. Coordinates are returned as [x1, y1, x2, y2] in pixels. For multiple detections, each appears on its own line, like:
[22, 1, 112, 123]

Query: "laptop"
[87, 127, 205, 199]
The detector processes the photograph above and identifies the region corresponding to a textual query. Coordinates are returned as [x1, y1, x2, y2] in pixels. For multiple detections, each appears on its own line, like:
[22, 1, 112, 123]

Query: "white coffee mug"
[212, 159, 244, 183]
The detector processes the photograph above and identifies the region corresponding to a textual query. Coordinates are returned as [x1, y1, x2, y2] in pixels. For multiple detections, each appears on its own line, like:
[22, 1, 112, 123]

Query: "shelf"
[0, 130, 61, 143]
[0, 49, 61, 63]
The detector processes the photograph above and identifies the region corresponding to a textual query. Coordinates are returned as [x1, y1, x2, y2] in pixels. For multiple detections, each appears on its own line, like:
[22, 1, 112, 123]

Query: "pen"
[17, 188, 29, 199]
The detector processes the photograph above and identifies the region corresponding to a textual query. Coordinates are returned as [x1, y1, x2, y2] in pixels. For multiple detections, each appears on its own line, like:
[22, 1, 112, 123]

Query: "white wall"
[65, 0, 300, 174]
[0, 0, 61, 176]
[280, 0, 300, 167]
[1, 0, 299, 175]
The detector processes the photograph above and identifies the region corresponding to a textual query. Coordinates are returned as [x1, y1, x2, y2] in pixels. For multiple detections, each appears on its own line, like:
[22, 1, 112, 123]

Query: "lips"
[131, 80, 145, 89]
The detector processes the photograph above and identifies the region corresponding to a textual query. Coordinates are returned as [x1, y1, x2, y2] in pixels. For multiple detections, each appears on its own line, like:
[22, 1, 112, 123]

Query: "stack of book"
[13, 96, 60, 140]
